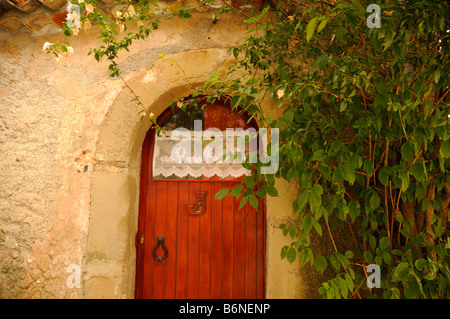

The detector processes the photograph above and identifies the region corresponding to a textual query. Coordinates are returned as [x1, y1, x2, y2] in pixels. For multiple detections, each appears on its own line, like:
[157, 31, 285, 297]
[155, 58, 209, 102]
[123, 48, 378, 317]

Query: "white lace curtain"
[152, 130, 251, 180]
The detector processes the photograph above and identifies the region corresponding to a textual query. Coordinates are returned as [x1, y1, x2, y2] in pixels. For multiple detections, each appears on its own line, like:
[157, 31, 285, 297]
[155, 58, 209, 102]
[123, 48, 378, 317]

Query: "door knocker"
[152, 235, 168, 262]
[185, 190, 208, 215]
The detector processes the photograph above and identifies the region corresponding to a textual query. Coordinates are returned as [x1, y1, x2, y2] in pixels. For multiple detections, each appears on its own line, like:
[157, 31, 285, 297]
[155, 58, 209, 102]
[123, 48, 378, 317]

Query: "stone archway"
[84, 48, 303, 299]
[84, 49, 237, 298]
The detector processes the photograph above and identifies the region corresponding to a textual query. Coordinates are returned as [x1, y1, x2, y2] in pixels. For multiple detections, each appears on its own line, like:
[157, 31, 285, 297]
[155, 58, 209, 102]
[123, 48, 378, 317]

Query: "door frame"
[135, 100, 267, 299]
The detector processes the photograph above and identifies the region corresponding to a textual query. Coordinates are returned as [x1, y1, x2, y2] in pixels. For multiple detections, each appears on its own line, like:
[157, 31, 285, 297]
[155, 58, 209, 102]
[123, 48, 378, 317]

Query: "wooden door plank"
[256, 199, 265, 299]
[244, 199, 257, 299]
[175, 181, 190, 299]
[142, 180, 157, 299]
[198, 183, 212, 299]
[163, 182, 179, 298]
[221, 182, 234, 299]
[153, 181, 168, 299]
[210, 182, 224, 299]
[187, 182, 201, 298]
[233, 183, 246, 299]
[135, 134, 150, 299]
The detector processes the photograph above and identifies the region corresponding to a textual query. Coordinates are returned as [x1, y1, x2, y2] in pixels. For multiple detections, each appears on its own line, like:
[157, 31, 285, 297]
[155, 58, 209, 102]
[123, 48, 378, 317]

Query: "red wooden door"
[135, 101, 266, 299]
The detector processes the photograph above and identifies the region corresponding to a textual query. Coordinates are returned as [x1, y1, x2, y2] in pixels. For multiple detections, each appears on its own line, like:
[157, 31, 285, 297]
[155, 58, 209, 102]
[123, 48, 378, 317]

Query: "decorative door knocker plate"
[186, 190, 208, 215]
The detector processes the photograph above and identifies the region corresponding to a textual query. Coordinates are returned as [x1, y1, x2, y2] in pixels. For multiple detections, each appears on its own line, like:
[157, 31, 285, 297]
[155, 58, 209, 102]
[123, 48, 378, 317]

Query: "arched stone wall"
[84, 48, 304, 298]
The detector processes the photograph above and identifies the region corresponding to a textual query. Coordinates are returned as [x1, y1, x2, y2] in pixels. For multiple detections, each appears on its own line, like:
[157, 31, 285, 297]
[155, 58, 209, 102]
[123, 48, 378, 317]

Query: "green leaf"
[230, 184, 243, 199]
[345, 273, 354, 292]
[398, 170, 410, 192]
[303, 215, 313, 234]
[364, 159, 373, 175]
[312, 149, 326, 161]
[349, 200, 361, 221]
[306, 18, 318, 42]
[299, 248, 313, 266]
[392, 262, 410, 282]
[309, 187, 322, 213]
[286, 247, 297, 264]
[238, 196, 248, 210]
[352, 0, 365, 16]
[342, 166, 355, 185]
[281, 245, 289, 259]
[434, 69, 441, 84]
[244, 176, 255, 188]
[314, 255, 327, 273]
[289, 226, 297, 240]
[410, 162, 425, 181]
[441, 139, 450, 158]
[414, 259, 428, 271]
[313, 220, 322, 236]
[378, 166, 390, 186]
[404, 275, 421, 299]
[215, 188, 229, 200]
[335, 252, 350, 269]
[401, 141, 414, 163]
[370, 191, 381, 210]
[380, 236, 390, 250]
[296, 191, 309, 211]
[317, 19, 328, 33]
[248, 195, 258, 210]
[369, 235, 377, 250]
[265, 185, 278, 197]
[363, 250, 373, 263]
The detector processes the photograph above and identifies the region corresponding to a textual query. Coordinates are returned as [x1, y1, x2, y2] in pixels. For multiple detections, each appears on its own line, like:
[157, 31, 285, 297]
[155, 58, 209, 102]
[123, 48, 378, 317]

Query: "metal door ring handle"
[152, 235, 168, 262]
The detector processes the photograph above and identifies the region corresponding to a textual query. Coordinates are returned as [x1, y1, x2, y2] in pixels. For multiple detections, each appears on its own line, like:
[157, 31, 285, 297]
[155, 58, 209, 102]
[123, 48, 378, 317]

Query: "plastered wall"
[0, 10, 316, 299]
